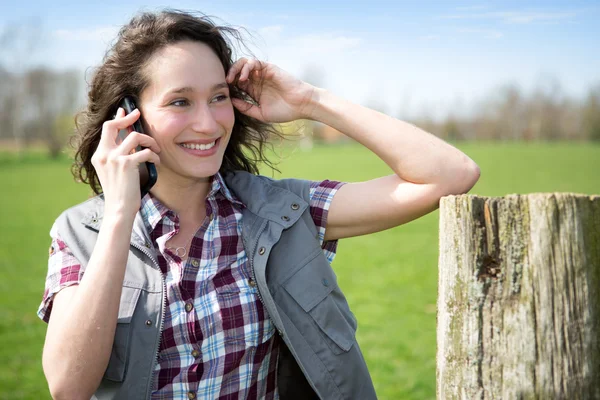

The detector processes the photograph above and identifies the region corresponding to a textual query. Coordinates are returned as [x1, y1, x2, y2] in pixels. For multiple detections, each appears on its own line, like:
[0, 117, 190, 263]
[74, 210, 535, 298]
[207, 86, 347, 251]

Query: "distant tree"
[582, 84, 600, 141]
[0, 19, 43, 154]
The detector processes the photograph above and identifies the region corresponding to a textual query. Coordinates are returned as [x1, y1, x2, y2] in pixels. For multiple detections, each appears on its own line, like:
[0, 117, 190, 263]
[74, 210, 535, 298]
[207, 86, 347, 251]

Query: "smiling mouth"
[180, 140, 217, 151]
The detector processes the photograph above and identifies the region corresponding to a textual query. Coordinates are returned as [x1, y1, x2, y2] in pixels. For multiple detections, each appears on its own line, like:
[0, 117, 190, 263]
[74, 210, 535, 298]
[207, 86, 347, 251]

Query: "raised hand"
[91, 108, 161, 218]
[226, 58, 318, 123]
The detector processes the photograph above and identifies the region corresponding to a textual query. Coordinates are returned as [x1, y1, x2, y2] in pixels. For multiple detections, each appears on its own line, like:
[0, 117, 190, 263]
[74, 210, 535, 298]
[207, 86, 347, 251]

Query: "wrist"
[301, 86, 326, 121]
[304, 87, 343, 126]
[102, 206, 137, 229]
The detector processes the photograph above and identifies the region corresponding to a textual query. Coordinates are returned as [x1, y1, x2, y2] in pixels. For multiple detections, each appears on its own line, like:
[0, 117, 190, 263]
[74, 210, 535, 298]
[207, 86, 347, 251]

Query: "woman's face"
[139, 40, 235, 184]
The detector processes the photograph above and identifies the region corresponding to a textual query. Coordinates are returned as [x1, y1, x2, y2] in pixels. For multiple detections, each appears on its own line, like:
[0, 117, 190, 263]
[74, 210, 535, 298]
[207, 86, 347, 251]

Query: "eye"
[170, 99, 189, 107]
[212, 94, 229, 103]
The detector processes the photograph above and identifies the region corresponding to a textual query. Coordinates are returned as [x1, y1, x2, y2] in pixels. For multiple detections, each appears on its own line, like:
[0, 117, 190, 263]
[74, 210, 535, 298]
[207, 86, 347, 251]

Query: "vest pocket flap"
[311, 296, 354, 352]
[283, 252, 336, 313]
[117, 286, 142, 323]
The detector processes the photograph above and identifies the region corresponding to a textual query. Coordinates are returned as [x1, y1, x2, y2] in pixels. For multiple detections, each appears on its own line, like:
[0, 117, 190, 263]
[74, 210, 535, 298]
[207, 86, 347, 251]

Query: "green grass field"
[1, 142, 599, 399]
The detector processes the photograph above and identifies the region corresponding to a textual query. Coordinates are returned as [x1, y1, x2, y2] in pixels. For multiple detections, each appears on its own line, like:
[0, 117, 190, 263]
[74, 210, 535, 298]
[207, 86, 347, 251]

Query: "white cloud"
[258, 25, 284, 38]
[439, 10, 578, 24]
[286, 33, 363, 54]
[52, 26, 119, 43]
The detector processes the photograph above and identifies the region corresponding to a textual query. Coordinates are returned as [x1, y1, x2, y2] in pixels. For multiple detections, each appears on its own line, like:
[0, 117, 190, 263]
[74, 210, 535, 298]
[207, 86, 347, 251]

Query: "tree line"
[0, 67, 599, 159]
[414, 82, 600, 142]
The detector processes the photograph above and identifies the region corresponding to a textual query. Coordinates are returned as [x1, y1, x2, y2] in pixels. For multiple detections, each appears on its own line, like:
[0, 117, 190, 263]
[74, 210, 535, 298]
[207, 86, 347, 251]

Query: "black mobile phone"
[117, 96, 158, 197]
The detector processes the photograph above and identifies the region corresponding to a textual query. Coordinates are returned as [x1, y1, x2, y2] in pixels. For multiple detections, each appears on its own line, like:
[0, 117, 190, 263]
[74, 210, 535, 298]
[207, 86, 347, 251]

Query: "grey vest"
[52, 171, 377, 399]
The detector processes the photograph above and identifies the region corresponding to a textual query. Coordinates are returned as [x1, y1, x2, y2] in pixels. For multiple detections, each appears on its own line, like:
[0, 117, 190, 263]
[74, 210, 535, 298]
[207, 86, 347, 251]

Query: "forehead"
[142, 41, 226, 96]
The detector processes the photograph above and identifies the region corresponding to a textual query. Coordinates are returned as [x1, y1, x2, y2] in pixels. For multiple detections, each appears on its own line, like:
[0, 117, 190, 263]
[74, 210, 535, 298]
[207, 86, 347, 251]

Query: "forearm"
[306, 88, 479, 190]
[43, 214, 134, 399]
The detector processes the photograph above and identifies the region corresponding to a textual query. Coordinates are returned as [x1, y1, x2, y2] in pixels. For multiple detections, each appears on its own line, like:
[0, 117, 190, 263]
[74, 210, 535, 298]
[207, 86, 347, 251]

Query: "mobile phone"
[116, 96, 158, 197]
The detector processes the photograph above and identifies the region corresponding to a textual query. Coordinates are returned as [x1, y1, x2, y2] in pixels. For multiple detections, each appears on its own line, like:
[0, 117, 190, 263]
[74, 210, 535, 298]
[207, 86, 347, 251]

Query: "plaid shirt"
[38, 173, 344, 399]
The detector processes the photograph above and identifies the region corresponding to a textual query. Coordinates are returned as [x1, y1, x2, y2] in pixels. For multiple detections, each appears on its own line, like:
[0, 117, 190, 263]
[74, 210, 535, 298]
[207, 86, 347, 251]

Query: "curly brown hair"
[72, 9, 281, 194]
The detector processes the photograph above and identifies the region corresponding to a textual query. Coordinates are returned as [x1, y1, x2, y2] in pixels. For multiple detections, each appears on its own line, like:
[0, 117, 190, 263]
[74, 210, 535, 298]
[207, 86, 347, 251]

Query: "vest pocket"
[104, 285, 142, 382]
[283, 252, 357, 355]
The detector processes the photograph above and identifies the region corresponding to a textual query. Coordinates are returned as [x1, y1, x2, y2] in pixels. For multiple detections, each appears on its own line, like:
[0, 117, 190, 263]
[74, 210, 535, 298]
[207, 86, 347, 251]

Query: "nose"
[190, 104, 219, 135]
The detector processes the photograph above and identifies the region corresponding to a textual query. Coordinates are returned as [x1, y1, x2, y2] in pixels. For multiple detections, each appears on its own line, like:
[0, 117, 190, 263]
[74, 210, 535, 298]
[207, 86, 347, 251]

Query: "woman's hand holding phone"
[92, 107, 161, 220]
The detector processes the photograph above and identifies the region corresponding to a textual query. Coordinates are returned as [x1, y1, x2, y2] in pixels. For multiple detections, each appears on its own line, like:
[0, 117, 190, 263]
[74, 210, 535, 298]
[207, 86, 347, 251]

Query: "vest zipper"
[129, 241, 166, 399]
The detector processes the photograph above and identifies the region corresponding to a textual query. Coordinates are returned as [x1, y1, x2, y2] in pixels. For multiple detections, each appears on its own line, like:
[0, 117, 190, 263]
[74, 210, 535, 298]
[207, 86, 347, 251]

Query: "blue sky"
[1, 0, 598, 119]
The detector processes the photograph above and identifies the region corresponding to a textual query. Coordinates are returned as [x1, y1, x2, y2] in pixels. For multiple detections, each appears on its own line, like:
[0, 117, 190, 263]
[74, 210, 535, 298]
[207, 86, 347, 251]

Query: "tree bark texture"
[437, 194, 600, 400]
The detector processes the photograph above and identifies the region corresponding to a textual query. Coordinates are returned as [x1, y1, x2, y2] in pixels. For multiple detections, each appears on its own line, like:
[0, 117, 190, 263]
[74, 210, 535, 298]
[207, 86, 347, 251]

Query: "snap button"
[191, 349, 200, 358]
[144, 242, 151, 248]
[281, 215, 290, 222]
[258, 247, 266, 255]
[145, 320, 153, 326]
[291, 203, 299, 210]
[191, 259, 200, 267]
[278, 329, 284, 337]
[188, 391, 196, 399]
[248, 279, 256, 287]
[185, 302, 193, 313]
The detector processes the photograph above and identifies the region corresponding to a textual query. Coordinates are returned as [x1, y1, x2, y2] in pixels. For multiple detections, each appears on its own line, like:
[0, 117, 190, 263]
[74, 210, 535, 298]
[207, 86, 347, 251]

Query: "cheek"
[150, 116, 188, 142]
[215, 105, 235, 130]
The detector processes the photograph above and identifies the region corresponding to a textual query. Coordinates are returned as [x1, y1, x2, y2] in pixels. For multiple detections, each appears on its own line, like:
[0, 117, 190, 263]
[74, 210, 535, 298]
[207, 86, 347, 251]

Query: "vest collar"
[80, 171, 308, 240]
[222, 170, 308, 229]
[81, 195, 153, 250]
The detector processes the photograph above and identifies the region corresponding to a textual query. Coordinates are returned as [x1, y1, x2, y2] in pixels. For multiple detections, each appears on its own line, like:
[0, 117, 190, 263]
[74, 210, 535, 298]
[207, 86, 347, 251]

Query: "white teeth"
[181, 140, 216, 151]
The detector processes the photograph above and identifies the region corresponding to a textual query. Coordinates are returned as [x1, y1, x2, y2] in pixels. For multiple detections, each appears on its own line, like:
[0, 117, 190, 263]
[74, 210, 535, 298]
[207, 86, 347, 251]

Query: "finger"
[227, 58, 247, 83]
[99, 108, 142, 147]
[112, 108, 141, 130]
[238, 61, 255, 82]
[118, 131, 161, 155]
[128, 148, 161, 166]
[231, 98, 263, 121]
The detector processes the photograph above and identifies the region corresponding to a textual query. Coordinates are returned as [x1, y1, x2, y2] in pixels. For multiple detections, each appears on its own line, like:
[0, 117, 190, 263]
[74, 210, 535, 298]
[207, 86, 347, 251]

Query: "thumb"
[232, 98, 264, 121]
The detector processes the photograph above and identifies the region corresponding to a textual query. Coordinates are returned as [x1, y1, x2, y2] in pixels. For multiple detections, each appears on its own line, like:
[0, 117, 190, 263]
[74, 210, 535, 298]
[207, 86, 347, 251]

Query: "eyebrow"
[169, 82, 229, 94]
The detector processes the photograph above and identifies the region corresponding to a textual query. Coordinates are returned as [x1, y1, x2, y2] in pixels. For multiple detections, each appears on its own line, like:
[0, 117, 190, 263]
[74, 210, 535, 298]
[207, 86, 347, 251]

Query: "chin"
[188, 161, 223, 180]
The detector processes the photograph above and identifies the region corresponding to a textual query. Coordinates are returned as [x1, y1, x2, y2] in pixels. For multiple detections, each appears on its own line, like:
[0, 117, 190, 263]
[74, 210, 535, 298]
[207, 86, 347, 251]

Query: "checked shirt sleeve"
[37, 233, 84, 323]
[309, 179, 346, 264]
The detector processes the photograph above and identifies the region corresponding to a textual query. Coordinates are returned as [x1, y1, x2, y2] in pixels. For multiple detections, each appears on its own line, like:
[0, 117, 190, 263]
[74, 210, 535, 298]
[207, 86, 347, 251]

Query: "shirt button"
[191, 349, 200, 358]
[322, 278, 329, 287]
[248, 279, 256, 287]
[258, 247, 266, 255]
[187, 391, 196, 399]
[145, 320, 153, 326]
[191, 259, 200, 267]
[185, 303, 194, 313]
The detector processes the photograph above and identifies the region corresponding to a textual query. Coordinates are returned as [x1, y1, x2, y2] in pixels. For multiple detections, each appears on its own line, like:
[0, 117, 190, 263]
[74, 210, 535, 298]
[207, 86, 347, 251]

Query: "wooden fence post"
[437, 194, 600, 399]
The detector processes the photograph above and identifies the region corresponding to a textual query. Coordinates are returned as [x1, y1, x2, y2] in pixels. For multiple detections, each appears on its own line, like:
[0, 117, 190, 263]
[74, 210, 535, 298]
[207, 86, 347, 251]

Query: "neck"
[149, 171, 214, 224]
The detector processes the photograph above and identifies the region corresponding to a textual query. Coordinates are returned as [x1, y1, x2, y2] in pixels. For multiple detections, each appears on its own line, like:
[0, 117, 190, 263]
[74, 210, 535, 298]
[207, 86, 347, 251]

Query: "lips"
[178, 137, 221, 157]
[180, 140, 216, 151]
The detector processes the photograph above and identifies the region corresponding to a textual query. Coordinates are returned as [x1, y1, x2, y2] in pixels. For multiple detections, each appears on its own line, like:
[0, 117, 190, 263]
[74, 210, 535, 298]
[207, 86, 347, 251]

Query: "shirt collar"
[139, 172, 244, 233]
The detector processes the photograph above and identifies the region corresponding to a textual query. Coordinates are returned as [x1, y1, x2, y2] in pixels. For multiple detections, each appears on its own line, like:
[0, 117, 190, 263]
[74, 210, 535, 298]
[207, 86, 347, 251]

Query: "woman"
[38, 9, 480, 400]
